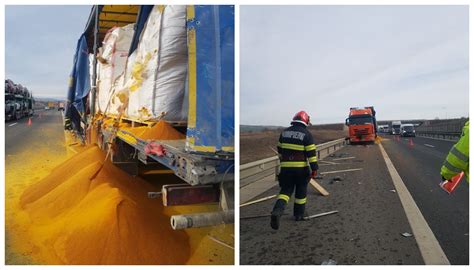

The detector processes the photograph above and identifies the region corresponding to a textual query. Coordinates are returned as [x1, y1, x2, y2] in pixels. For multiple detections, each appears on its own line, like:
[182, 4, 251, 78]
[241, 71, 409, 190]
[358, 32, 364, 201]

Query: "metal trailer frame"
[83, 6, 235, 227]
[100, 127, 234, 186]
[85, 5, 234, 186]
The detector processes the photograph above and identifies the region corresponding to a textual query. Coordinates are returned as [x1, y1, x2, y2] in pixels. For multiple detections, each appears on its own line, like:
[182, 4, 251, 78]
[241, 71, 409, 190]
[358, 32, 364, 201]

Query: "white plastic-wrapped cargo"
[96, 24, 134, 114]
[124, 5, 187, 121]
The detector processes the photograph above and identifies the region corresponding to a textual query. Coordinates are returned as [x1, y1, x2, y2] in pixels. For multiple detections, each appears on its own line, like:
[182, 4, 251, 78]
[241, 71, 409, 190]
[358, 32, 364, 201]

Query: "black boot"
[294, 203, 306, 221]
[271, 210, 282, 230]
[270, 200, 286, 230]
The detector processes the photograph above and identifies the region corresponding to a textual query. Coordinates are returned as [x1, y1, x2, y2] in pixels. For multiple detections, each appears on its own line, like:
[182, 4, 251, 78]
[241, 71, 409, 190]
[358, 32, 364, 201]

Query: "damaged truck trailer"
[65, 5, 234, 230]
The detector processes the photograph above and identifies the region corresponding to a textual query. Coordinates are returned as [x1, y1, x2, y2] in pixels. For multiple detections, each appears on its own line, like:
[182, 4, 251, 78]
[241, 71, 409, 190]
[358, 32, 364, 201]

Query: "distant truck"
[345, 106, 377, 143]
[5, 79, 34, 121]
[391, 121, 402, 135]
[378, 124, 389, 133]
[58, 102, 65, 111]
[400, 124, 416, 137]
[48, 101, 57, 109]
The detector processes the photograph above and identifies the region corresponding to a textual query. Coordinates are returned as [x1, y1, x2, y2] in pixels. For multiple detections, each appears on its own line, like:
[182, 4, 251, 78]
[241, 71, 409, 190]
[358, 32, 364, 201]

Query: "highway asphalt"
[381, 135, 469, 265]
[5, 109, 65, 156]
[240, 143, 425, 265]
[5, 109, 67, 264]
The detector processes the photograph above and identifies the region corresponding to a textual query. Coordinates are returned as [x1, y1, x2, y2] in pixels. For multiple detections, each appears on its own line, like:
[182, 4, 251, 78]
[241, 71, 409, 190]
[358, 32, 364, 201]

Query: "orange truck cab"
[345, 106, 377, 143]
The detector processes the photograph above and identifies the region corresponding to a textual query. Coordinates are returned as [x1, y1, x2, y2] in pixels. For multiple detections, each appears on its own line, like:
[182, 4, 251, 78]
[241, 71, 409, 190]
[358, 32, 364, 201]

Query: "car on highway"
[400, 124, 416, 137]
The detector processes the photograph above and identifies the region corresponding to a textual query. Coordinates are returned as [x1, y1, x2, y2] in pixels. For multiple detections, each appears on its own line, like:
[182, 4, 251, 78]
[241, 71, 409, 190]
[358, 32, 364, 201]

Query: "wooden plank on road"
[310, 179, 329, 196]
[240, 194, 276, 207]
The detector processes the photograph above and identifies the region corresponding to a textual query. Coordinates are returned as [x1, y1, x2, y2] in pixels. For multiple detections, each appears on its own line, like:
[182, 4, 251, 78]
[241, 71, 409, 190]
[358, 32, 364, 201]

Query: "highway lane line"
[320, 168, 362, 175]
[8, 122, 18, 127]
[424, 144, 435, 148]
[332, 157, 355, 161]
[378, 143, 450, 265]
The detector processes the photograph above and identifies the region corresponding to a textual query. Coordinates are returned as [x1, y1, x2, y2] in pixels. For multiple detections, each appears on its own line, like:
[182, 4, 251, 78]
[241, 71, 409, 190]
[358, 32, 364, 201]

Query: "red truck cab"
[345, 106, 377, 143]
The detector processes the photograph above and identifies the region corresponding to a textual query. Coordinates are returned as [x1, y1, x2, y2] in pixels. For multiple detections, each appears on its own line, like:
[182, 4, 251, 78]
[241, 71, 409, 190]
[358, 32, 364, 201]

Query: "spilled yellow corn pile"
[19, 146, 190, 264]
[7, 119, 233, 265]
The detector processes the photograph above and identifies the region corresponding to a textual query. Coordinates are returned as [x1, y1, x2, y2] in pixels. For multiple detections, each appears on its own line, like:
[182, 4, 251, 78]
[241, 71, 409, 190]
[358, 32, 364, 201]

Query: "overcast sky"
[241, 5, 469, 125]
[5, 5, 91, 98]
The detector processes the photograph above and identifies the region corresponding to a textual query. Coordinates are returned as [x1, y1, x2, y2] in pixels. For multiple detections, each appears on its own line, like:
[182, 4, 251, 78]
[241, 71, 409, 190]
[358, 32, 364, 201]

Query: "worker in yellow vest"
[441, 121, 469, 181]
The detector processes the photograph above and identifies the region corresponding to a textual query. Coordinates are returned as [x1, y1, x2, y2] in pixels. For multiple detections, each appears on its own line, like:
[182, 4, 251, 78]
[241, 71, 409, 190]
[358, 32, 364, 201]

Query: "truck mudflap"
[104, 128, 234, 186]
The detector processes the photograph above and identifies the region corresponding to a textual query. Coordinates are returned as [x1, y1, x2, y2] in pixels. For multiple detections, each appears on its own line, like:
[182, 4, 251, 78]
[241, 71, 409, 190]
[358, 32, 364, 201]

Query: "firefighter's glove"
[311, 170, 318, 179]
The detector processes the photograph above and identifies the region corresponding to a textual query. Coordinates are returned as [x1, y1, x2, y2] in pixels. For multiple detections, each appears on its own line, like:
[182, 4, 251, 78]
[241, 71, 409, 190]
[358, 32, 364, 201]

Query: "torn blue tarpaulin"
[65, 33, 90, 132]
[128, 5, 153, 55]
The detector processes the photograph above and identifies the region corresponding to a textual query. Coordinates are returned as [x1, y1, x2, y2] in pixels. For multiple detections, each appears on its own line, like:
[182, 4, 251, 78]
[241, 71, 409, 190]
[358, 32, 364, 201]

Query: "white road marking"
[424, 144, 435, 148]
[332, 156, 355, 161]
[378, 143, 449, 265]
[8, 122, 17, 127]
[320, 168, 362, 175]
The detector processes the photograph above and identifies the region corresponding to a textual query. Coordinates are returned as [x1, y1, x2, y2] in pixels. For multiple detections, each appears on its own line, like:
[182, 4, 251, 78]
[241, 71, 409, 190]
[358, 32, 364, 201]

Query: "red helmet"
[292, 111, 311, 126]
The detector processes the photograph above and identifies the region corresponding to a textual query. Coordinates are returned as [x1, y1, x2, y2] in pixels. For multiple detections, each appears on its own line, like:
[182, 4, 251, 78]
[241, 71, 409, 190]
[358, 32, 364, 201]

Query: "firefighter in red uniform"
[271, 111, 319, 230]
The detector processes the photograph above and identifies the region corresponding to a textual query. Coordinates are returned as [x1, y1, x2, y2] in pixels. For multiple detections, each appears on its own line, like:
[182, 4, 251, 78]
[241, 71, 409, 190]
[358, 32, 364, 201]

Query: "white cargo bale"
[126, 5, 187, 121]
[96, 24, 134, 114]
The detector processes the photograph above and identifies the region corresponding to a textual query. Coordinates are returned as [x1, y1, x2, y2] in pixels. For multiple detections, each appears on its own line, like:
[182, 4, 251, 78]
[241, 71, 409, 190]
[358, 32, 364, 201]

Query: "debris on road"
[329, 152, 349, 158]
[319, 160, 338, 165]
[321, 259, 337, 265]
[332, 156, 355, 161]
[331, 176, 343, 184]
[320, 168, 363, 175]
[240, 195, 277, 207]
[401, 232, 413, 237]
[310, 179, 329, 196]
[303, 210, 338, 220]
[390, 189, 396, 193]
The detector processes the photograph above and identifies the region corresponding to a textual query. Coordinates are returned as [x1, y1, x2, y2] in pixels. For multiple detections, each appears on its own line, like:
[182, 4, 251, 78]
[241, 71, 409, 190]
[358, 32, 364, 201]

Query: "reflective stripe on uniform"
[305, 144, 316, 151]
[450, 146, 469, 163]
[277, 194, 290, 203]
[280, 161, 309, 168]
[442, 160, 462, 174]
[278, 142, 305, 151]
[308, 156, 318, 163]
[294, 197, 307, 204]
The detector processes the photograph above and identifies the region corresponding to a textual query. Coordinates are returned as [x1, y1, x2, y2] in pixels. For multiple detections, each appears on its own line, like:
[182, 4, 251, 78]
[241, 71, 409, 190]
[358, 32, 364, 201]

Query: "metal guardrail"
[416, 131, 462, 141]
[240, 138, 348, 188]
